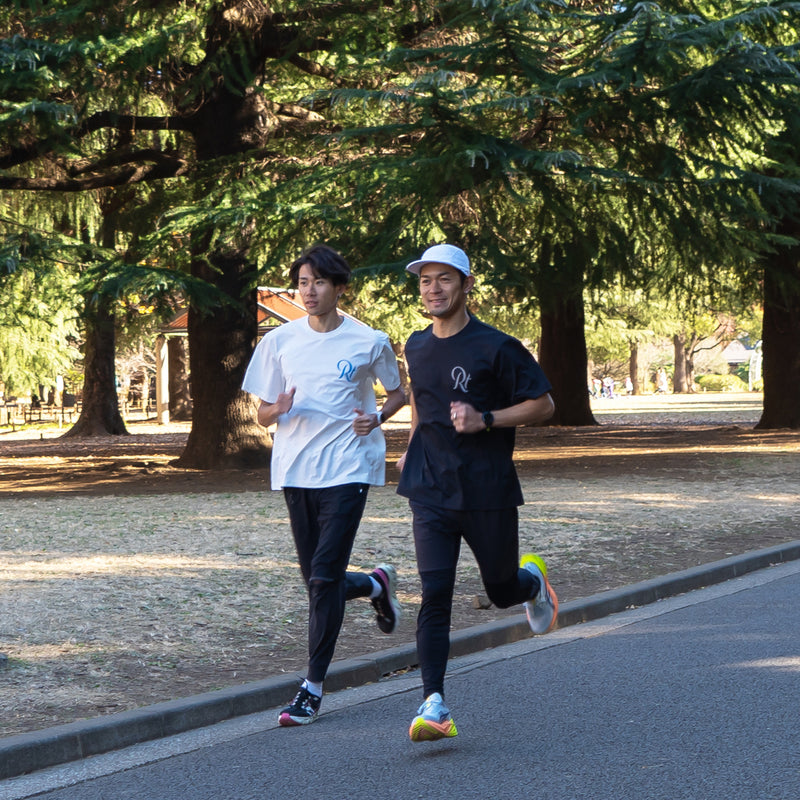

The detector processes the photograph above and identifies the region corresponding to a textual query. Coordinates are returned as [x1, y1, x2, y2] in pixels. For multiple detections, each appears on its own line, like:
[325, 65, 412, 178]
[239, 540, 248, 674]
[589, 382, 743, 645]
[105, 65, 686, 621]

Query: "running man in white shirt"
[242, 244, 406, 726]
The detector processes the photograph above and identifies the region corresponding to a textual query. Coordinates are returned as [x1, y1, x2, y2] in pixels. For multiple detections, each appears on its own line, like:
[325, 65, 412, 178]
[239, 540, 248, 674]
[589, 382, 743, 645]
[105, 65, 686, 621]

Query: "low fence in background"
[1, 402, 78, 428]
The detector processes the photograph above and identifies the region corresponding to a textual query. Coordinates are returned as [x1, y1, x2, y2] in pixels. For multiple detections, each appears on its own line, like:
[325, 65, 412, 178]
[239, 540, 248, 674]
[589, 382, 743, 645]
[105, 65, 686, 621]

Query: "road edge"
[3, 539, 800, 780]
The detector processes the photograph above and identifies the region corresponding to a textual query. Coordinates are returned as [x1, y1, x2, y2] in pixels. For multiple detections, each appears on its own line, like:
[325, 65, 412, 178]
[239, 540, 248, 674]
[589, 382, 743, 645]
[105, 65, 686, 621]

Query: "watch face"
[483, 411, 494, 428]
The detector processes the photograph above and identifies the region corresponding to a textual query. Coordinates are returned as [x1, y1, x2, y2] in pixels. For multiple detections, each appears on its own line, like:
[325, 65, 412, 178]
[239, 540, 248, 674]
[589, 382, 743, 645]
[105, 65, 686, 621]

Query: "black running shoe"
[370, 564, 401, 634]
[278, 685, 321, 726]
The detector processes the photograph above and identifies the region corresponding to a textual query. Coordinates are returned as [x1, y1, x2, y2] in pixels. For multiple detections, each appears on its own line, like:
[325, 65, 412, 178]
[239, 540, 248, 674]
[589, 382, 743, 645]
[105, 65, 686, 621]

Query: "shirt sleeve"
[241, 331, 286, 402]
[372, 332, 402, 391]
[495, 337, 552, 404]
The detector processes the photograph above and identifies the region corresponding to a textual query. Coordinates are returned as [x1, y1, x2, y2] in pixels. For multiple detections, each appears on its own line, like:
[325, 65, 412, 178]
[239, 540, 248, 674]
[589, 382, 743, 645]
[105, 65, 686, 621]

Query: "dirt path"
[1, 393, 799, 737]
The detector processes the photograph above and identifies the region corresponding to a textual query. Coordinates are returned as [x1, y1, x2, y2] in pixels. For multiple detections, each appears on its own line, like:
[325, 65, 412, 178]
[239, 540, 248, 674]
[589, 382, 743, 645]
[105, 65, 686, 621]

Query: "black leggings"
[411, 501, 539, 699]
[284, 484, 373, 683]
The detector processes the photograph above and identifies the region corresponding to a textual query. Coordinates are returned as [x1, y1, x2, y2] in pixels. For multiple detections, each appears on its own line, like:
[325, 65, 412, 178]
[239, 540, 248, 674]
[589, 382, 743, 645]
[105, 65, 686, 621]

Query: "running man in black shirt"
[397, 243, 558, 742]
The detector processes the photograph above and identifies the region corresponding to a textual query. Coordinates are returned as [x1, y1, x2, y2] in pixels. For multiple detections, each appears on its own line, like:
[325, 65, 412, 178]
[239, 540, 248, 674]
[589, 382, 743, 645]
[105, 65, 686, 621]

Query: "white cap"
[405, 243, 470, 277]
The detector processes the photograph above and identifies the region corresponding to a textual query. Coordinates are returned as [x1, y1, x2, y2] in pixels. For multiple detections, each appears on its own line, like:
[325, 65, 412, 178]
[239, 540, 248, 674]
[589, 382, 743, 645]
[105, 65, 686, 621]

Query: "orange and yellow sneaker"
[409, 693, 458, 742]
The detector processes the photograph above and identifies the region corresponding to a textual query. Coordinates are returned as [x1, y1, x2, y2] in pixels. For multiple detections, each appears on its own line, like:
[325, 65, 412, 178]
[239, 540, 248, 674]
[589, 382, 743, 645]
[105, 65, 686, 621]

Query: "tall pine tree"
[0, 1, 432, 464]
[288, 0, 800, 425]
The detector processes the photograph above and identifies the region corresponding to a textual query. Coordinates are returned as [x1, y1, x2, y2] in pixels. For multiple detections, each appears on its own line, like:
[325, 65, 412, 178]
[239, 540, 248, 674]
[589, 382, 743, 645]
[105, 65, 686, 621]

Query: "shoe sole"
[526, 572, 558, 634]
[278, 712, 317, 726]
[521, 554, 559, 634]
[409, 717, 458, 742]
[372, 564, 401, 634]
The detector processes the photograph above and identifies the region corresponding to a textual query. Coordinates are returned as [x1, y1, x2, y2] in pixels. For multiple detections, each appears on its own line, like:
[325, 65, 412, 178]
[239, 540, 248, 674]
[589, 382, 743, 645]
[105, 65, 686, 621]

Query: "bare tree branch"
[265, 101, 326, 123]
[286, 53, 343, 86]
[69, 148, 186, 176]
[0, 112, 193, 171]
[76, 111, 195, 137]
[0, 159, 189, 191]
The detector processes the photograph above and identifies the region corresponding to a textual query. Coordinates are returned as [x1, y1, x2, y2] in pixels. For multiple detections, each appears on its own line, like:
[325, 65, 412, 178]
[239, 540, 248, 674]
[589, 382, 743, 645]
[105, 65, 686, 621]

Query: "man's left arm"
[353, 335, 407, 435]
[353, 384, 407, 436]
[450, 393, 554, 434]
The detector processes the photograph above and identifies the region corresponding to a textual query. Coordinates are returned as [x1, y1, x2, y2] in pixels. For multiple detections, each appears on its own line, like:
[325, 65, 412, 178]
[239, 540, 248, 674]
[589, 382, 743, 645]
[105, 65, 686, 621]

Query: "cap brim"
[405, 259, 427, 275]
[405, 259, 469, 276]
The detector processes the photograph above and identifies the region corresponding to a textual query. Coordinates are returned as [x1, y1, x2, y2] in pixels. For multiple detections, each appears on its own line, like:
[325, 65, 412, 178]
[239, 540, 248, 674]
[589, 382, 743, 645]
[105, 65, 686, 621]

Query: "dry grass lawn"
[1, 392, 799, 738]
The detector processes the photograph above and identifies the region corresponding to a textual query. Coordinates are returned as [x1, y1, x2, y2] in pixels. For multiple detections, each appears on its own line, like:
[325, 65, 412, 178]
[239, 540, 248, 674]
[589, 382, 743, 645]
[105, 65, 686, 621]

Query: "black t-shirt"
[397, 316, 552, 510]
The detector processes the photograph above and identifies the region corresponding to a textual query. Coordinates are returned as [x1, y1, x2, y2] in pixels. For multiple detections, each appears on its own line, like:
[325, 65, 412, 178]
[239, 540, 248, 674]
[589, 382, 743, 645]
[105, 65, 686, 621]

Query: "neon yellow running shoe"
[409, 693, 458, 742]
[521, 553, 559, 634]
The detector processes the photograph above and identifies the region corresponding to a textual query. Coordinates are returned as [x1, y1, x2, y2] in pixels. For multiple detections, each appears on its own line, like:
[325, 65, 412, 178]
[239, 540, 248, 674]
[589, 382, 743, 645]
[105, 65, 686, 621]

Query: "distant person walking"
[242, 244, 406, 726]
[397, 243, 558, 743]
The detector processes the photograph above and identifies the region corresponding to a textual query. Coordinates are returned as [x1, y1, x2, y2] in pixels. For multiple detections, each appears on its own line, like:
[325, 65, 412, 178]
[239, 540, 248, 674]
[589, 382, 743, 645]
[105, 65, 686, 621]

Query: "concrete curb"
[3, 540, 800, 781]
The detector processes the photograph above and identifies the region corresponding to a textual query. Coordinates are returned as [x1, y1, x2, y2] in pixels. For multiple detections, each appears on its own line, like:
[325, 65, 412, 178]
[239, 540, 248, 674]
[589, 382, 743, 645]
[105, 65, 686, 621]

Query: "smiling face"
[418, 262, 473, 320]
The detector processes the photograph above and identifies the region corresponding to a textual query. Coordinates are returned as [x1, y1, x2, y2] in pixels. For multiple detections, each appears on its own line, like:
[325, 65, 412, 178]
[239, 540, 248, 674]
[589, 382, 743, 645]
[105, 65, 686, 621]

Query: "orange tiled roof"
[161, 288, 362, 334]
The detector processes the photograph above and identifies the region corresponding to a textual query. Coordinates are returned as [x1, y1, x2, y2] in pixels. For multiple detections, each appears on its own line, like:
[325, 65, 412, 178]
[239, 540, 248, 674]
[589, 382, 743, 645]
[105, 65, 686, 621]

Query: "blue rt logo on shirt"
[338, 359, 356, 381]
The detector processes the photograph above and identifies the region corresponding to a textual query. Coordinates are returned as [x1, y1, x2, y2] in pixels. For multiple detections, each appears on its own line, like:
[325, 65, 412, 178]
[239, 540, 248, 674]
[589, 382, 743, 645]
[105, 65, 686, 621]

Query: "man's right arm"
[256, 387, 296, 428]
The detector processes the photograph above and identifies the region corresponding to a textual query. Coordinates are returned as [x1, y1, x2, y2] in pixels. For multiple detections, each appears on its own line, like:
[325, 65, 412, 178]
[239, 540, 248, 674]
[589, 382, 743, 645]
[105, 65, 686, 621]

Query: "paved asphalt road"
[3, 557, 799, 800]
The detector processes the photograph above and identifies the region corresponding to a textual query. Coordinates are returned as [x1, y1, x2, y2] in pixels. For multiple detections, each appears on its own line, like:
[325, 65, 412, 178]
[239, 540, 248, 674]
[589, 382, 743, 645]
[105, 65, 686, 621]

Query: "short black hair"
[289, 244, 351, 288]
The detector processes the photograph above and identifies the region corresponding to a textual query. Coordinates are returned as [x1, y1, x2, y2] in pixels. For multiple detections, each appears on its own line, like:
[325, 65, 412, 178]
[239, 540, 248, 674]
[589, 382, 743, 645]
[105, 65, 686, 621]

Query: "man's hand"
[257, 387, 296, 428]
[449, 401, 484, 434]
[352, 407, 379, 436]
[275, 387, 296, 415]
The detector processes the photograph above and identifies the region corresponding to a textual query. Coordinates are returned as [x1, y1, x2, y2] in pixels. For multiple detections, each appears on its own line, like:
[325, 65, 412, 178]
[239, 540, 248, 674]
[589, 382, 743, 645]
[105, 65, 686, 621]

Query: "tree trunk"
[686, 360, 696, 391]
[756, 229, 800, 429]
[62, 294, 127, 437]
[628, 341, 640, 395]
[537, 280, 597, 427]
[672, 334, 689, 393]
[173, 246, 269, 469]
[62, 201, 127, 438]
[392, 341, 410, 393]
[168, 336, 192, 420]
[172, 64, 277, 468]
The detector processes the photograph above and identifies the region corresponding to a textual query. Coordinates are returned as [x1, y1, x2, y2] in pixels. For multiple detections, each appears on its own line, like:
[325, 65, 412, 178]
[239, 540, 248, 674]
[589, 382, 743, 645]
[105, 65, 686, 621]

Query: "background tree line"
[1, 0, 798, 468]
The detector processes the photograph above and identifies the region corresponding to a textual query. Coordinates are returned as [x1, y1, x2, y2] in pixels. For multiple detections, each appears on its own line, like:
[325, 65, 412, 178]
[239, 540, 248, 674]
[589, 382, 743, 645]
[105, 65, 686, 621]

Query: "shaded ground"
[1, 394, 799, 737]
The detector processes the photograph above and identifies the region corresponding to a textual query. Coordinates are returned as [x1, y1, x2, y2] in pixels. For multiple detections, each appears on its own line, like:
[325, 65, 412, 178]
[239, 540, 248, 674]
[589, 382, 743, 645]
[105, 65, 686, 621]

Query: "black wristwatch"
[378, 411, 386, 424]
[482, 411, 494, 431]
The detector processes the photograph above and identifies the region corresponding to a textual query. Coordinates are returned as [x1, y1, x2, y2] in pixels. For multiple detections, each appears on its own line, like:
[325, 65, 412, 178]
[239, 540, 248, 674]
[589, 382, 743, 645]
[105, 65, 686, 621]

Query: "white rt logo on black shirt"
[451, 366, 471, 392]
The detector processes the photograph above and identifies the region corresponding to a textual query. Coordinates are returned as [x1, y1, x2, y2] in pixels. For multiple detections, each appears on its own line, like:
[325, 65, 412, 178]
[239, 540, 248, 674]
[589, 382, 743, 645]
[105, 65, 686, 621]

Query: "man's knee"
[420, 569, 454, 608]
[484, 580, 519, 609]
[308, 574, 338, 598]
[309, 560, 345, 584]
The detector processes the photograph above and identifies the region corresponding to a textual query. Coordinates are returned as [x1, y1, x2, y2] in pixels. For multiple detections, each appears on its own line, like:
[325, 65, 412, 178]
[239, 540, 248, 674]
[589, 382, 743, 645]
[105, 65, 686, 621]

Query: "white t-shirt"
[242, 315, 401, 490]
